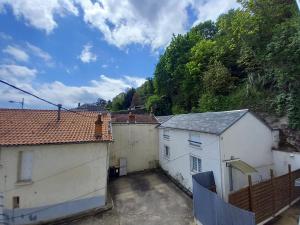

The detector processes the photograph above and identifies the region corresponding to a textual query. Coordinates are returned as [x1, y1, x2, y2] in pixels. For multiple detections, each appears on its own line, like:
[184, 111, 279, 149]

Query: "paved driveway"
[74, 171, 194, 225]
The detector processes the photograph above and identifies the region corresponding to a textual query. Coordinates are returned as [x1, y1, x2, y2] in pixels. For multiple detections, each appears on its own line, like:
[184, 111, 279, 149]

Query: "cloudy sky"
[0, 0, 238, 109]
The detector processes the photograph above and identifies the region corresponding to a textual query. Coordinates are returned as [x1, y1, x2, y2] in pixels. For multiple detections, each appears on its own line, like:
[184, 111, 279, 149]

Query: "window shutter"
[20, 151, 33, 181]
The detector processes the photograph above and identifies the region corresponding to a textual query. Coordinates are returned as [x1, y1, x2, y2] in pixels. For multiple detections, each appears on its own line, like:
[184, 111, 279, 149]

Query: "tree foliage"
[111, 0, 300, 128]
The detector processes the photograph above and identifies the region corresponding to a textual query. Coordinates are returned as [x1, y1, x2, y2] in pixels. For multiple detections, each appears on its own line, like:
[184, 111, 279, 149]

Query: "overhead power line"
[0, 79, 97, 119]
[0, 79, 58, 107]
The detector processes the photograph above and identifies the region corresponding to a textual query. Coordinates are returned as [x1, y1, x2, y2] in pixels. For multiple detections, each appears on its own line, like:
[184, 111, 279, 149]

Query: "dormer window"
[188, 132, 201, 147]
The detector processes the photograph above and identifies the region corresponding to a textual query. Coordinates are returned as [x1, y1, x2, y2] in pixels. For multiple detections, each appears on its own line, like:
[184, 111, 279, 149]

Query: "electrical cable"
[0, 79, 100, 119]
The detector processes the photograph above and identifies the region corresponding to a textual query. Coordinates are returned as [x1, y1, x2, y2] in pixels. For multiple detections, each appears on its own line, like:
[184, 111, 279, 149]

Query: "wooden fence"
[229, 165, 300, 224]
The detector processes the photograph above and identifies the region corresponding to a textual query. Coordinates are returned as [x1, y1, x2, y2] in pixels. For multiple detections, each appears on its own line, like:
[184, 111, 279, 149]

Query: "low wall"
[273, 150, 300, 175]
[4, 196, 105, 225]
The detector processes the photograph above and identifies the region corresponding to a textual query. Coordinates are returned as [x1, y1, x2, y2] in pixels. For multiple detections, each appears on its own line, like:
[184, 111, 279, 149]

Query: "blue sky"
[0, 0, 238, 109]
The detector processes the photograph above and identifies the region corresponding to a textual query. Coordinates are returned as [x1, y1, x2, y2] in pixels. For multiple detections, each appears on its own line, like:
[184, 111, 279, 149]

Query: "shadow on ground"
[73, 170, 194, 225]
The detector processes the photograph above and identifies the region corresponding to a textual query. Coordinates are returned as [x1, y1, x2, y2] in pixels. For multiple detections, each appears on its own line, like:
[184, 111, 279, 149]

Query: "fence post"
[288, 164, 292, 205]
[270, 169, 275, 215]
[248, 175, 254, 212]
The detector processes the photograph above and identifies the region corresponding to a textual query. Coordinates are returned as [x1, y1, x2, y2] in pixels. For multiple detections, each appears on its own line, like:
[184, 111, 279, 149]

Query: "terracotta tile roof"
[0, 109, 112, 146]
[111, 113, 158, 124]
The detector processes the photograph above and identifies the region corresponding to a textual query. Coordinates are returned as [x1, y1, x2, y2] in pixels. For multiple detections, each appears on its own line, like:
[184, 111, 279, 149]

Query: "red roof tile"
[0, 109, 112, 146]
[111, 113, 158, 123]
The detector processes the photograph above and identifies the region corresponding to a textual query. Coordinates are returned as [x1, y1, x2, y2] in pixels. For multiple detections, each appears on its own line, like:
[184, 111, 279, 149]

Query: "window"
[188, 132, 201, 147]
[13, 196, 20, 208]
[18, 151, 33, 182]
[163, 129, 170, 140]
[164, 146, 170, 159]
[190, 155, 201, 173]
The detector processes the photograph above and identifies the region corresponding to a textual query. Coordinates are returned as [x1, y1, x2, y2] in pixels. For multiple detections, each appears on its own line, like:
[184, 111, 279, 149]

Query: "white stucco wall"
[159, 128, 222, 195]
[0, 142, 108, 211]
[272, 150, 300, 176]
[220, 112, 273, 200]
[109, 123, 158, 173]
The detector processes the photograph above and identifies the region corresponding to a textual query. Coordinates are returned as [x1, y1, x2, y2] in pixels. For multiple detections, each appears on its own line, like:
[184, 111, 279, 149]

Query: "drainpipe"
[218, 135, 224, 200]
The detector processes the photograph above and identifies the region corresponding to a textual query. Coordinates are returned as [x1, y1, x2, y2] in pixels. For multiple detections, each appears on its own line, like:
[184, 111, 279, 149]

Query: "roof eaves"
[0, 139, 112, 147]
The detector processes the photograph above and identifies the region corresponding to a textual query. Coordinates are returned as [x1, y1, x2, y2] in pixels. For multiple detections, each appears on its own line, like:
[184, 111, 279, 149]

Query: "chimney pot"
[128, 112, 135, 123]
[95, 114, 103, 139]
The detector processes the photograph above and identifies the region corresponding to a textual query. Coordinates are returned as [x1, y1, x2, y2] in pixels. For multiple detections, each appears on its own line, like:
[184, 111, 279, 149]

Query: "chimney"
[78, 102, 81, 108]
[128, 112, 135, 123]
[95, 114, 103, 139]
[57, 104, 62, 121]
[150, 107, 153, 116]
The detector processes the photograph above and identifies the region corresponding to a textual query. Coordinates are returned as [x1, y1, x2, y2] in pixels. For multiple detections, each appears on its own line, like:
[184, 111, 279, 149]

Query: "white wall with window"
[163, 129, 170, 140]
[188, 132, 202, 148]
[159, 128, 222, 194]
[190, 155, 201, 173]
[163, 145, 170, 159]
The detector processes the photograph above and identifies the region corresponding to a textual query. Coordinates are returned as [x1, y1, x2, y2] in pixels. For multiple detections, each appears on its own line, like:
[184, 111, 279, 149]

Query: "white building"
[158, 109, 274, 200]
[0, 109, 112, 225]
[109, 113, 159, 174]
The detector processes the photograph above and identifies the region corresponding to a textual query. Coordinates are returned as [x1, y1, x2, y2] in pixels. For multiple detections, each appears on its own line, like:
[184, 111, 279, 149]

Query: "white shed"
[158, 109, 274, 200]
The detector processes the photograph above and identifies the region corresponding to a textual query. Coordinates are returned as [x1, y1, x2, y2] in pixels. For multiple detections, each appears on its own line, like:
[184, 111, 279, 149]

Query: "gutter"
[218, 135, 224, 200]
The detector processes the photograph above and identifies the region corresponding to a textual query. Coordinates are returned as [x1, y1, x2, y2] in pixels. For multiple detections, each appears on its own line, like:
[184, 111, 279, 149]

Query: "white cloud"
[26, 42, 52, 62]
[0, 64, 37, 81]
[0, 0, 78, 33]
[78, 43, 97, 63]
[0, 64, 145, 108]
[76, 0, 191, 49]
[124, 76, 146, 87]
[0, 32, 12, 40]
[2, 45, 29, 62]
[0, 65, 37, 98]
[191, 0, 240, 26]
[101, 64, 108, 68]
[76, 0, 239, 50]
[0, 0, 238, 49]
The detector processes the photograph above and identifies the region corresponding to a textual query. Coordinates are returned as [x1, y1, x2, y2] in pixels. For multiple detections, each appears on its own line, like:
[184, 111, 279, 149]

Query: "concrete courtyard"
[73, 171, 194, 225]
[266, 201, 300, 225]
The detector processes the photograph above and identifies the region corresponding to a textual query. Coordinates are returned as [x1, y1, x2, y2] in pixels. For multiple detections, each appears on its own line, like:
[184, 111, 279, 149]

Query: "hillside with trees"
[111, 0, 300, 129]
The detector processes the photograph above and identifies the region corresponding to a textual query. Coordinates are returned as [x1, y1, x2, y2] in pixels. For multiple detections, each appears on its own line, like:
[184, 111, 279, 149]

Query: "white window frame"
[163, 145, 170, 160]
[18, 151, 33, 182]
[190, 155, 202, 173]
[188, 132, 202, 148]
[163, 129, 170, 140]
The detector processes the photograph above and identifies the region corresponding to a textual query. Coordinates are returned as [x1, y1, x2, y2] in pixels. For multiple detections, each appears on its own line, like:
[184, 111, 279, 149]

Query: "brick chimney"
[128, 112, 135, 123]
[95, 114, 103, 139]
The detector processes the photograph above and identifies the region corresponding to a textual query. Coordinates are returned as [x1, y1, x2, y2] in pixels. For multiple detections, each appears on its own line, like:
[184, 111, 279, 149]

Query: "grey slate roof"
[159, 109, 249, 135]
[156, 115, 173, 124]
